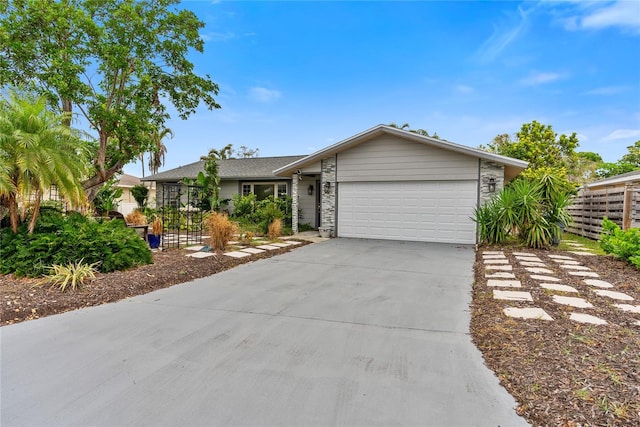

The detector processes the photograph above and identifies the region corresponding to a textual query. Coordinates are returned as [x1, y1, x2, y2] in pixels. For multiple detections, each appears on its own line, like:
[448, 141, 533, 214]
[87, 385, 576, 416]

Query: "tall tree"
[0, 90, 90, 233]
[595, 141, 640, 178]
[484, 121, 579, 179]
[0, 0, 220, 200]
[388, 122, 436, 138]
[147, 127, 173, 176]
[232, 145, 260, 158]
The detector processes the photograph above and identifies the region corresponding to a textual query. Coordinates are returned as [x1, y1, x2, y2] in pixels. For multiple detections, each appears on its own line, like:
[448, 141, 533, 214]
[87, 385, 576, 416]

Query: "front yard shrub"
[205, 212, 238, 251]
[473, 173, 574, 249]
[125, 210, 147, 225]
[0, 211, 153, 277]
[231, 194, 293, 234]
[600, 218, 640, 268]
[267, 218, 282, 240]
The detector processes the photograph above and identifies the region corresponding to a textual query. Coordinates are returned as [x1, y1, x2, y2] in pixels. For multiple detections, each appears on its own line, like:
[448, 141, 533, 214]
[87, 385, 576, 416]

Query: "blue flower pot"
[148, 234, 161, 249]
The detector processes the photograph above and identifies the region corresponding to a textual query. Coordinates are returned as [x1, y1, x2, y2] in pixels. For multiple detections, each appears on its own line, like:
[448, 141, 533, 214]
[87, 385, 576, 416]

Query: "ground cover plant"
[0, 210, 152, 277]
[600, 218, 640, 268]
[472, 235, 640, 426]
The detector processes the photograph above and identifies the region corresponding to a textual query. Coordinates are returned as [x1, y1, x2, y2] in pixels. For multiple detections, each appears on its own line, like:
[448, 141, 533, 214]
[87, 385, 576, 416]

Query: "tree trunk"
[8, 195, 19, 234]
[61, 98, 72, 126]
[27, 190, 42, 234]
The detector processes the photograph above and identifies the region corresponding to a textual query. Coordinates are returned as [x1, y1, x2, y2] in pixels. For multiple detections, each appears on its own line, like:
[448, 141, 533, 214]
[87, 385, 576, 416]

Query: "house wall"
[336, 135, 478, 182]
[298, 176, 317, 228]
[479, 160, 504, 206]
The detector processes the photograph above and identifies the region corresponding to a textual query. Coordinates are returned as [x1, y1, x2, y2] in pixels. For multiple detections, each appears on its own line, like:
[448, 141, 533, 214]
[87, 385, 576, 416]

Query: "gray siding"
[336, 135, 478, 182]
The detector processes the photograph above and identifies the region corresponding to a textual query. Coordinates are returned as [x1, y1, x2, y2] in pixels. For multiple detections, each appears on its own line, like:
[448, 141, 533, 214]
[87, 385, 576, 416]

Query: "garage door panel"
[337, 181, 477, 244]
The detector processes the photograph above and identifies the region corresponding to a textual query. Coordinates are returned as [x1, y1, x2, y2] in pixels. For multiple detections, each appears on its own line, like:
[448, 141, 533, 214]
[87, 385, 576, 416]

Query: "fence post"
[622, 184, 632, 230]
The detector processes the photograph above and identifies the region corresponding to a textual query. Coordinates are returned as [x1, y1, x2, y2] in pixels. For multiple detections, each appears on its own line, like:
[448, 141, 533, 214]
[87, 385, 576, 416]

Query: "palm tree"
[0, 90, 91, 233]
[148, 128, 173, 176]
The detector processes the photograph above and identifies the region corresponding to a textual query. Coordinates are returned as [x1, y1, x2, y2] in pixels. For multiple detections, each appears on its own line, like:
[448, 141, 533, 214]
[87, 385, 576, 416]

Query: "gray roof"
[142, 155, 306, 182]
[585, 169, 640, 189]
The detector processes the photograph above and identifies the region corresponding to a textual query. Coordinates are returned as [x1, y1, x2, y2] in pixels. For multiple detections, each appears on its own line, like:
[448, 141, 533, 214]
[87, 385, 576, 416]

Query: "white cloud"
[473, 6, 532, 64]
[519, 71, 564, 85]
[603, 129, 640, 141]
[585, 85, 630, 95]
[249, 87, 282, 103]
[453, 84, 475, 94]
[581, 1, 640, 32]
[560, 1, 640, 34]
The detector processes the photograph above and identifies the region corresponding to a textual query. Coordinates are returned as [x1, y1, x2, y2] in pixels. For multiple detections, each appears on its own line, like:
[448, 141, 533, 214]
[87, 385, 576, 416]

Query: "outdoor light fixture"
[308, 185, 314, 196]
[488, 177, 496, 193]
[323, 181, 331, 194]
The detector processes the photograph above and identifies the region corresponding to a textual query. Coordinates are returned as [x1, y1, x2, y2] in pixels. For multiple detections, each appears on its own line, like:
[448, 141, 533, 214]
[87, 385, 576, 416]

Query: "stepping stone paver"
[240, 247, 266, 254]
[185, 245, 205, 251]
[548, 255, 576, 260]
[551, 259, 580, 265]
[539, 283, 579, 293]
[486, 272, 517, 279]
[485, 265, 513, 271]
[570, 313, 607, 325]
[487, 279, 522, 288]
[483, 259, 509, 264]
[270, 242, 291, 248]
[482, 251, 504, 255]
[224, 251, 252, 258]
[493, 290, 533, 302]
[593, 289, 634, 301]
[530, 275, 561, 282]
[515, 256, 542, 261]
[519, 261, 547, 267]
[285, 240, 302, 245]
[583, 279, 614, 288]
[559, 265, 591, 270]
[568, 271, 599, 277]
[552, 295, 593, 308]
[613, 304, 640, 314]
[482, 254, 507, 259]
[525, 267, 555, 274]
[503, 307, 553, 321]
[186, 252, 215, 258]
[565, 242, 584, 247]
[569, 251, 597, 256]
[256, 244, 280, 250]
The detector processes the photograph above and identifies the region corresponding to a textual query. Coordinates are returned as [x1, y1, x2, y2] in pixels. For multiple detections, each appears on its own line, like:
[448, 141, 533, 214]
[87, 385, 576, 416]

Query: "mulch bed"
[1, 241, 310, 326]
[471, 247, 640, 426]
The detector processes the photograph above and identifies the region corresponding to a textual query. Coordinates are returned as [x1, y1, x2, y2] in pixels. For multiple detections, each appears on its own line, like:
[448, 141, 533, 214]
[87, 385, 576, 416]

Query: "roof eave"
[274, 124, 528, 176]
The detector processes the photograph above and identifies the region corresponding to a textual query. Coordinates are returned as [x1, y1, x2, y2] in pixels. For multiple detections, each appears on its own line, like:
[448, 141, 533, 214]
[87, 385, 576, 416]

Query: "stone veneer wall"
[479, 160, 504, 206]
[321, 156, 336, 233]
[291, 174, 299, 234]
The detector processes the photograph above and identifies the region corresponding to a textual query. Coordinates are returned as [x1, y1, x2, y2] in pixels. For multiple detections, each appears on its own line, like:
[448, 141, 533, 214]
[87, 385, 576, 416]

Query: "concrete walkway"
[1, 238, 527, 426]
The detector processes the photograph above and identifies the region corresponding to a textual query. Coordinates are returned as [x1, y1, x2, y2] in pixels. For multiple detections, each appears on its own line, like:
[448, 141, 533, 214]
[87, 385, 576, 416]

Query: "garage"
[274, 124, 528, 244]
[338, 180, 478, 244]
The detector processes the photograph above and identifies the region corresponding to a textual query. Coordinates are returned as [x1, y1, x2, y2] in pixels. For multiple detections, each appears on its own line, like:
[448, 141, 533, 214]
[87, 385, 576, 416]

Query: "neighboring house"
[116, 174, 156, 217]
[568, 169, 640, 238]
[144, 125, 528, 243]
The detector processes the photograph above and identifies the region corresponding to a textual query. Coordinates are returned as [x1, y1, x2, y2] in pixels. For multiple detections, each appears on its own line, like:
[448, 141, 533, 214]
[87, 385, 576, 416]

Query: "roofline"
[585, 170, 640, 188]
[274, 124, 528, 176]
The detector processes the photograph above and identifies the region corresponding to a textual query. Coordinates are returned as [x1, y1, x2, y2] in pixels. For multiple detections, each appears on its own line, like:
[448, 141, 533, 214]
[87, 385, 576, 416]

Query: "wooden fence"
[567, 184, 640, 240]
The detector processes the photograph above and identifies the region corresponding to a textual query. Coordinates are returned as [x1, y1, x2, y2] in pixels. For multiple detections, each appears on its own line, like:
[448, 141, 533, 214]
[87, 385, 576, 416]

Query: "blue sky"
[125, 0, 640, 176]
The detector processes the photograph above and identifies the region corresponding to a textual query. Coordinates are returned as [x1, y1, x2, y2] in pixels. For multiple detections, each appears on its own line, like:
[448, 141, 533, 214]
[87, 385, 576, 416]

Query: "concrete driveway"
[1, 238, 527, 426]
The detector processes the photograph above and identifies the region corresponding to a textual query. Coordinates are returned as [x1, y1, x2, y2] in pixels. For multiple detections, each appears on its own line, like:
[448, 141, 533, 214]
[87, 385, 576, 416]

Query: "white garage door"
[337, 181, 478, 244]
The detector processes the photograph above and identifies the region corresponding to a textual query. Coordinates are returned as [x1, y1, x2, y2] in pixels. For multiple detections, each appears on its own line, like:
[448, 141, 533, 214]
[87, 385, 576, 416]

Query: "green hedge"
[600, 218, 640, 269]
[0, 211, 153, 277]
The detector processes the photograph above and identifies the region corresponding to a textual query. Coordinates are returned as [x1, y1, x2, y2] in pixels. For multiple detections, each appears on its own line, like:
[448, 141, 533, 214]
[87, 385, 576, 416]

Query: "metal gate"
[159, 183, 205, 249]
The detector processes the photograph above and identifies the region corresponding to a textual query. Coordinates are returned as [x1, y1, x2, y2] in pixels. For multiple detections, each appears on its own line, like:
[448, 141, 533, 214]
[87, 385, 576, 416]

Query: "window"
[241, 182, 288, 201]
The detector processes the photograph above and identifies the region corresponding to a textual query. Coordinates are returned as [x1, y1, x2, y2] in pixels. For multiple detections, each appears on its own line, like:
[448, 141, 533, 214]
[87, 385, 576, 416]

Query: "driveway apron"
[1, 238, 528, 426]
